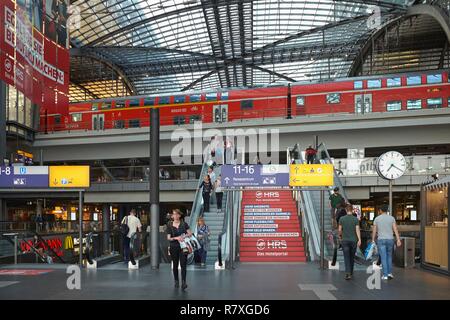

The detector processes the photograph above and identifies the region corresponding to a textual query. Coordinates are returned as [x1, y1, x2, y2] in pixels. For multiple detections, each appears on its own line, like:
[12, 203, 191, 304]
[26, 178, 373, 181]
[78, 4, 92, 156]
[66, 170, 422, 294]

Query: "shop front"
[421, 176, 449, 275]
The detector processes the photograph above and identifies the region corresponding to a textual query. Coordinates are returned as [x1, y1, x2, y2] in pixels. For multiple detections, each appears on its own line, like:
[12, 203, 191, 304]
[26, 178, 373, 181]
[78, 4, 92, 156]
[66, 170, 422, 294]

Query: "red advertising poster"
[239, 191, 306, 262]
[0, 0, 69, 113]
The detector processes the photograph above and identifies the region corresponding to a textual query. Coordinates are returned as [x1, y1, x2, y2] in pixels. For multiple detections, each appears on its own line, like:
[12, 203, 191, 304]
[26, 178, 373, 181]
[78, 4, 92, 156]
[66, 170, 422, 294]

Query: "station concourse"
[0, 0, 449, 302]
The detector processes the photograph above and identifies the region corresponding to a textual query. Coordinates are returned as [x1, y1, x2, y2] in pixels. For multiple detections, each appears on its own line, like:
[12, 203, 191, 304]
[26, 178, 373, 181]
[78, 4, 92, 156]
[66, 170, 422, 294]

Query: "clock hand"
[387, 164, 394, 172]
[392, 164, 403, 172]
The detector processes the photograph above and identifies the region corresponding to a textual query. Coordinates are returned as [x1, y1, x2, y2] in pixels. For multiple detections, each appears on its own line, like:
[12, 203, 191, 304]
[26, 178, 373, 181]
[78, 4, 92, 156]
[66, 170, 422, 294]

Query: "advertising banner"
[0, 0, 69, 114]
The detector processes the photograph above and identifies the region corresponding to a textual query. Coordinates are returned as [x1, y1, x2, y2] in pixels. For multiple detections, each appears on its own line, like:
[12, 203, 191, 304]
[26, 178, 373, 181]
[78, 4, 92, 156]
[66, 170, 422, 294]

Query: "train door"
[354, 94, 372, 114]
[363, 94, 372, 113]
[213, 105, 228, 123]
[92, 114, 105, 130]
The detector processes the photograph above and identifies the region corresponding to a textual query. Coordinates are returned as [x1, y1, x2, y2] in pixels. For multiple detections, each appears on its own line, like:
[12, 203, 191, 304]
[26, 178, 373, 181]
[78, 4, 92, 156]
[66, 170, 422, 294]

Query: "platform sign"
[0, 166, 49, 188]
[289, 164, 334, 187]
[49, 166, 90, 188]
[221, 165, 289, 188]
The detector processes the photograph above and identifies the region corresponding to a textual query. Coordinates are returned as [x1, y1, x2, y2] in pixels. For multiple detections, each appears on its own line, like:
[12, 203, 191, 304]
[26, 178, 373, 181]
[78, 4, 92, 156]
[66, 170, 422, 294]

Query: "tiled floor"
[0, 262, 448, 300]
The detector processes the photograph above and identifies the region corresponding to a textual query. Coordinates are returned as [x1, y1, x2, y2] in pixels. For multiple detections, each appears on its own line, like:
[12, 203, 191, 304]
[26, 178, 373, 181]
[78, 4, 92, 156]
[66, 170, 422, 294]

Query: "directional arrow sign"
[289, 164, 334, 187]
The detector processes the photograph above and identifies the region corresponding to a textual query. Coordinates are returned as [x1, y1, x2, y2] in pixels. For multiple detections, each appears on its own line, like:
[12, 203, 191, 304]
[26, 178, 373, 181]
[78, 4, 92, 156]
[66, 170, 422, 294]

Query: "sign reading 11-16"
[221, 165, 290, 188]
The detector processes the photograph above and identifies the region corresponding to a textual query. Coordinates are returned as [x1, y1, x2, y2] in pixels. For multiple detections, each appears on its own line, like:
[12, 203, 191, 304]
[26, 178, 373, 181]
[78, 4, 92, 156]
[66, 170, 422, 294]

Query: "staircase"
[239, 190, 306, 262]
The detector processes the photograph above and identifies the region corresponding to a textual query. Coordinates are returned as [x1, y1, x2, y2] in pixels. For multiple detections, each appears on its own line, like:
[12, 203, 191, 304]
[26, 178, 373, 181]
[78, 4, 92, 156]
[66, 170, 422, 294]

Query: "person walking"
[339, 204, 361, 280]
[196, 217, 211, 267]
[371, 204, 402, 280]
[121, 209, 142, 263]
[305, 145, 317, 164]
[199, 175, 213, 212]
[215, 175, 224, 213]
[167, 209, 192, 290]
[329, 187, 344, 229]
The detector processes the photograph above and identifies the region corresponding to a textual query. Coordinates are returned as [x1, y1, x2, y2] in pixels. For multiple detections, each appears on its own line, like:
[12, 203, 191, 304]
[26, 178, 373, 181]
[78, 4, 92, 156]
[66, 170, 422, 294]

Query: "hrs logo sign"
[256, 239, 287, 251]
[255, 191, 279, 199]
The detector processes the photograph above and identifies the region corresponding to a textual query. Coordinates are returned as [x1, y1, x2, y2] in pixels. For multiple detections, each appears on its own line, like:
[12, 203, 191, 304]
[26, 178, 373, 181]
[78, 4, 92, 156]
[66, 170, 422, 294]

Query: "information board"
[289, 164, 334, 187]
[221, 165, 289, 188]
[49, 166, 90, 188]
[0, 166, 49, 188]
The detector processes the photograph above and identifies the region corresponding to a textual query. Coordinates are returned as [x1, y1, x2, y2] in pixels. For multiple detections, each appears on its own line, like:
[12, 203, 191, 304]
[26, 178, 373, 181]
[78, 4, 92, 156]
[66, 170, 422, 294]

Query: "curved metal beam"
[348, 4, 450, 76]
[70, 48, 136, 94]
[86, 46, 214, 60]
[249, 65, 296, 82]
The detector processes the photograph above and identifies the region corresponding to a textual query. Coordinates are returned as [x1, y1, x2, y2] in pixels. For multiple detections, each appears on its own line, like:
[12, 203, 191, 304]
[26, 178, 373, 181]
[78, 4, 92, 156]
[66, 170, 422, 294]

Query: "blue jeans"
[123, 236, 131, 262]
[198, 247, 207, 264]
[377, 239, 394, 277]
[341, 240, 357, 274]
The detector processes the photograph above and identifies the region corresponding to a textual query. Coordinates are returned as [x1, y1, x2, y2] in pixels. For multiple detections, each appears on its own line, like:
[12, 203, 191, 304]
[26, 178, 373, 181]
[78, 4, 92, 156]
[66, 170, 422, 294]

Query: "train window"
[241, 100, 253, 110]
[407, 99, 422, 110]
[386, 101, 402, 111]
[190, 94, 201, 102]
[173, 116, 186, 125]
[115, 101, 126, 109]
[92, 103, 99, 111]
[129, 99, 140, 107]
[406, 76, 421, 86]
[144, 98, 155, 106]
[159, 97, 170, 105]
[205, 92, 217, 101]
[221, 92, 229, 100]
[427, 74, 442, 84]
[114, 120, 125, 129]
[101, 102, 111, 110]
[174, 96, 185, 103]
[296, 96, 305, 106]
[128, 119, 140, 128]
[387, 77, 401, 87]
[54, 115, 61, 124]
[367, 79, 381, 89]
[354, 81, 363, 89]
[189, 115, 201, 123]
[71, 113, 82, 122]
[427, 98, 442, 108]
[326, 93, 340, 104]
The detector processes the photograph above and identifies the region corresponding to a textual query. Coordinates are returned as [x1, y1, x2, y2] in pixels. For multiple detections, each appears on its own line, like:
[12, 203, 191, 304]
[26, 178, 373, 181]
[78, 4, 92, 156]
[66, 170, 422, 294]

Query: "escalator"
[290, 143, 349, 266]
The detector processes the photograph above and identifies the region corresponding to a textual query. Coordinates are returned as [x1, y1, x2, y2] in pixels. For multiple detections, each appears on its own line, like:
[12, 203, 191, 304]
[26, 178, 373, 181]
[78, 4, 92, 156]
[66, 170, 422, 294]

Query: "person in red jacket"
[305, 146, 317, 164]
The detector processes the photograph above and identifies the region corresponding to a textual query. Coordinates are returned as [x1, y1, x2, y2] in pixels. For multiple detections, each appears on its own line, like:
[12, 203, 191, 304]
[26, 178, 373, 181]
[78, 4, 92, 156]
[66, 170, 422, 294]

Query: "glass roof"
[69, 0, 413, 101]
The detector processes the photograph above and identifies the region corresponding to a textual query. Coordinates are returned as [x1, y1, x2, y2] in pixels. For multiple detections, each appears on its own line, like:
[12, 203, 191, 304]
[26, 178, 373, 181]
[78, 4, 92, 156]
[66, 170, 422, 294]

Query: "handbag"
[120, 216, 129, 236]
[364, 242, 377, 260]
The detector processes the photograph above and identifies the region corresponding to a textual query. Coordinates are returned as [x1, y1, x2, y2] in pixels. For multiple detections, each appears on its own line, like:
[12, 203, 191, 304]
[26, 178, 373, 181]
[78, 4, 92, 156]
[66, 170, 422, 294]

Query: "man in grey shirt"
[371, 204, 401, 280]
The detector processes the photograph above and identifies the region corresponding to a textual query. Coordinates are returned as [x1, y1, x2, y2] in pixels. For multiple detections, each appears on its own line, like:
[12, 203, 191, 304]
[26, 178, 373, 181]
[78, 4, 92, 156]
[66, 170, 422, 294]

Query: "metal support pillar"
[150, 108, 160, 269]
[389, 180, 393, 216]
[0, 81, 6, 165]
[79, 191, 84, 267]
[229, 191, 234, 270]
[320, 190, 325, 269]
[102, 204, 110, 254]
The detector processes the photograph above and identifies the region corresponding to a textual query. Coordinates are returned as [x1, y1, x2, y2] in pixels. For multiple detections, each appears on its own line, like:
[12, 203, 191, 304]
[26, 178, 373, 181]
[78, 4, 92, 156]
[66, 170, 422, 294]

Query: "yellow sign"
[289, 164, 334, 187]
[49, 166, 90, 188]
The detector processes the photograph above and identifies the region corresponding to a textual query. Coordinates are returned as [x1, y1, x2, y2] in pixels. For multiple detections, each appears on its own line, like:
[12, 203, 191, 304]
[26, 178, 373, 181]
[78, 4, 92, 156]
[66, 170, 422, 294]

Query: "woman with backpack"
[167, 209, 192, 290]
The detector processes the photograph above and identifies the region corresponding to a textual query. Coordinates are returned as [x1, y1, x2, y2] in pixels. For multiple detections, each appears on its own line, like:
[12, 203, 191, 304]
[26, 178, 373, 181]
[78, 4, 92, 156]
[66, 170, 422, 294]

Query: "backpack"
[120, 216, 129, 236]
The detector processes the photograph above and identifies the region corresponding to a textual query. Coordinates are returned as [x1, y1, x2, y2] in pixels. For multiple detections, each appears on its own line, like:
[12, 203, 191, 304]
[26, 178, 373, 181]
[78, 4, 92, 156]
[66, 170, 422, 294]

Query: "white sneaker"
[381, 276, 389, 280]
[388, 274, 394, 279]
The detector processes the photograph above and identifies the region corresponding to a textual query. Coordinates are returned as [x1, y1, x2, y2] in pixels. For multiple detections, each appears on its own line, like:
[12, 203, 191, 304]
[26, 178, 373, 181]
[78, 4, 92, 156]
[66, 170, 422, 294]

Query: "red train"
[40, 69, 450, 132]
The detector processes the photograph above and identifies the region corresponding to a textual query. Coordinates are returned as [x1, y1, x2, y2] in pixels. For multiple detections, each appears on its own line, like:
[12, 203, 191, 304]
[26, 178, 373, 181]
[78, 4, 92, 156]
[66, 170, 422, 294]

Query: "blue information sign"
[221, 165, 289, 188]
[0, 166, 49, 188]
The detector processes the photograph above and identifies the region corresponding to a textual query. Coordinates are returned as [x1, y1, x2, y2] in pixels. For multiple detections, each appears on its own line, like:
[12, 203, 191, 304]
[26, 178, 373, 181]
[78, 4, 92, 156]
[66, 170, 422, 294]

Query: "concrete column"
[0, 199, 6, 221]
[150, 108, 160, 269]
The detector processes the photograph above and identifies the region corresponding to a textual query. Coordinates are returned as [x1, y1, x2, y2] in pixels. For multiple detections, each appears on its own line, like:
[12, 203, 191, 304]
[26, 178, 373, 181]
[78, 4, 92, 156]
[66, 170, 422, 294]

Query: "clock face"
[376, 151, 406, 180]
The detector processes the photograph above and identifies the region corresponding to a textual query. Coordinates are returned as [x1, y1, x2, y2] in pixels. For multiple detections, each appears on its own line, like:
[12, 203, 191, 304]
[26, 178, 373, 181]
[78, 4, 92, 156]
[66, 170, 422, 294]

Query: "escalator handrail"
[20, 234, 48, 263]
[317, 142, 349, 201]
[189, 160, 211, 239]
[31, 231, 66, 263]
[217, 191, 231, 267]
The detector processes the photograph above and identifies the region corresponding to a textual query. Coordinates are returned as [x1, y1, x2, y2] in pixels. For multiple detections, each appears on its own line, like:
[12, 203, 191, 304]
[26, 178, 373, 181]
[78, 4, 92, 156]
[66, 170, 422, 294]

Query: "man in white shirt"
[122, 209, 142, 263]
